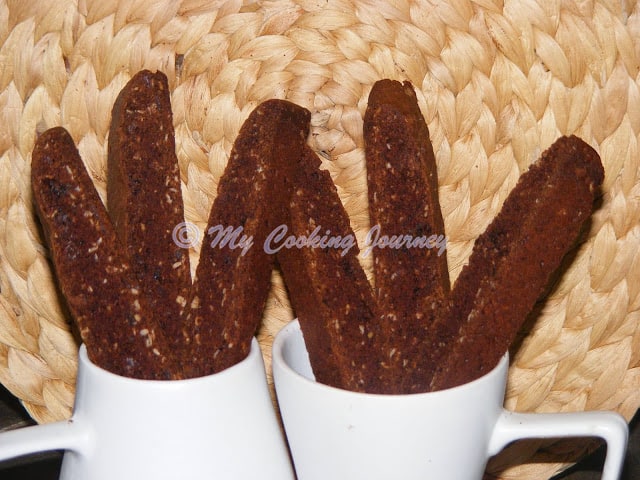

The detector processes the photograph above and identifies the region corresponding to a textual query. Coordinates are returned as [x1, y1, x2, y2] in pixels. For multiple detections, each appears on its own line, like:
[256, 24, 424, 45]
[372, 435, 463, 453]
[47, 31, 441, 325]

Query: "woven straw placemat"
[0, 1, 639, 478]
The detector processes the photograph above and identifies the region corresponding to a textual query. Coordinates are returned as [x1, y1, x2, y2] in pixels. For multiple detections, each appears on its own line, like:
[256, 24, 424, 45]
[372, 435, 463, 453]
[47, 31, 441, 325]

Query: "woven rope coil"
[0, 0, 639, 477]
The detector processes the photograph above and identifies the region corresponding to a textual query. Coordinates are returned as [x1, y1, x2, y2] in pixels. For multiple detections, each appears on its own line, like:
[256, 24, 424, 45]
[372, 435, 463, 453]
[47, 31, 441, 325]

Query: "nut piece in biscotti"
[364, 79, 450, 393]
[276, 144, 386, 393]
[428, 135, 604, 390]
[107, 70, 191, 343]
[31, 127, 181, 379]
[180, 99, 311, 377]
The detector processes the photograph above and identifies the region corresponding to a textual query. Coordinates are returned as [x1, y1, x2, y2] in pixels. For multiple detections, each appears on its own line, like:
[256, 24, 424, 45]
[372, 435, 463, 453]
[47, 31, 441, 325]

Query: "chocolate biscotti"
[276, 141, 386, 393]
[364, 79, 450, 393]
[107, 70, 191, 343]
[32, 127, 181, 379]
[428, 135, 604, 390]
[32, 83, 315, 379]
[180, 99, 311, 377]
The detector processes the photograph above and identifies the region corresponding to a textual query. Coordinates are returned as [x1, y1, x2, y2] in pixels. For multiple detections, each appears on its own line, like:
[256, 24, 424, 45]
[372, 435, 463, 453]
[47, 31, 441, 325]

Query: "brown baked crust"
[364, 79, 449, 393]
[180, 99, 311, 377]
[107, 70, 191, 343]
[32, 127, 181, 379]
[428, 135, 604, 390]
[276, 143, 387, 392]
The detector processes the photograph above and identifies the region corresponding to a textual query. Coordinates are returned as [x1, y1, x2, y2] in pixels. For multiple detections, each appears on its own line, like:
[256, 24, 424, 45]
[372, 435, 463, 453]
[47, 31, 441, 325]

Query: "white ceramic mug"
[0, 339, 295, 480]
[272, 320, 628, 480]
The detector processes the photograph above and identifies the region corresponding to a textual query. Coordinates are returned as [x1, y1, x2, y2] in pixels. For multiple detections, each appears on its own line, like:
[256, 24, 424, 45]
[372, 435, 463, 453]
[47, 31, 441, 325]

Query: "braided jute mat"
[1, 0, 639, 477]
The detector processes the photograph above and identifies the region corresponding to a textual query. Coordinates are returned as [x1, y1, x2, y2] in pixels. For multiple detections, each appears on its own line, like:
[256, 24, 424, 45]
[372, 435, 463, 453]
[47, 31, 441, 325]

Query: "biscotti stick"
[32, 127, 181, 379]
[276, 144, 386, 393]
[180, 99, 311, 377]
[107, 70, 191, 342]
[363, 79, 449, 393]
[428, 136, 604, 390]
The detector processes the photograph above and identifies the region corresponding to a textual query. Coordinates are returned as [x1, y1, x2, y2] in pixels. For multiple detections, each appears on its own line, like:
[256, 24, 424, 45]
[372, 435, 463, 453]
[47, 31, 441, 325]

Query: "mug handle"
[489, 410, 628, 480]
[0, 419, 87, 463]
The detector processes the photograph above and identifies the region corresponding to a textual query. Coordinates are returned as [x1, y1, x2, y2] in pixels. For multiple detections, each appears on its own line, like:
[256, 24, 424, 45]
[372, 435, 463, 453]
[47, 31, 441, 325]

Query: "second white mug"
[272, 320, 628, 480]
